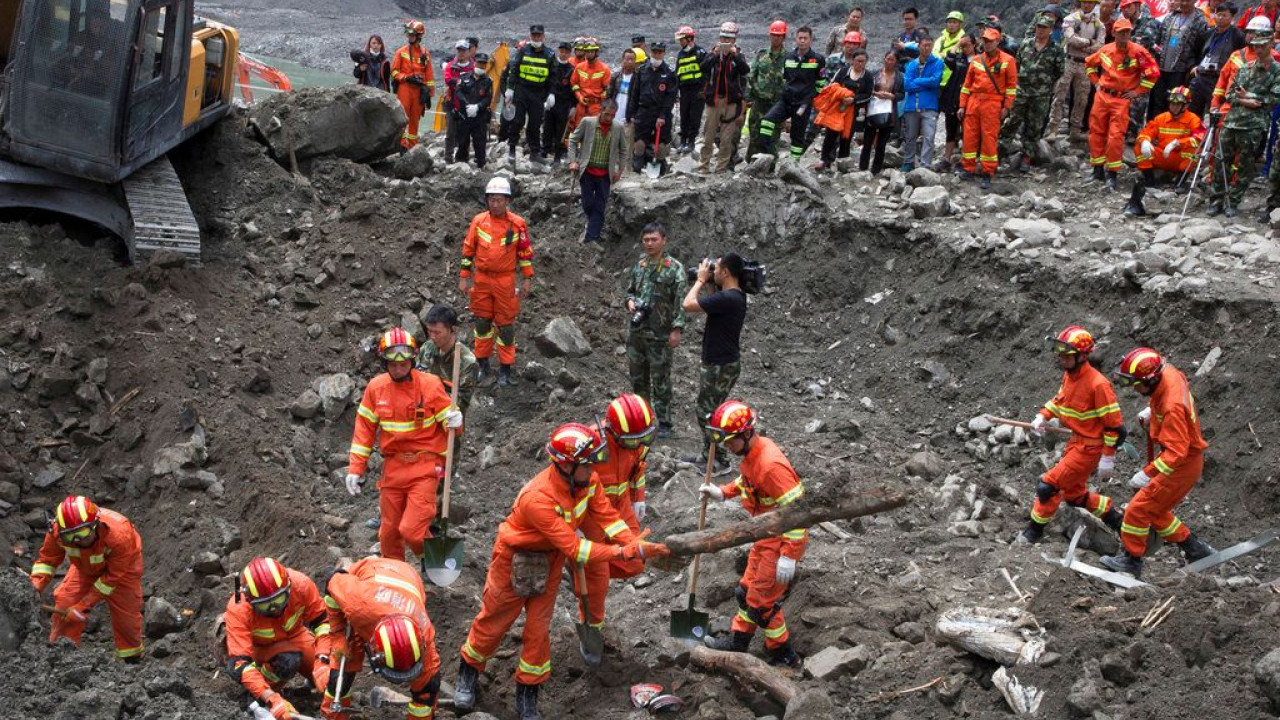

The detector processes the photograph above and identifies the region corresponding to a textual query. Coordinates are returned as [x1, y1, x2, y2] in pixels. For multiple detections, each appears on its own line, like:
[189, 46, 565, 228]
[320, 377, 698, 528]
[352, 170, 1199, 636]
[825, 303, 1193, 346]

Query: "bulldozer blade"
[669, 593, 709, 641]
[421, 534, 464, 588]
[1185, 529, 1278, 573]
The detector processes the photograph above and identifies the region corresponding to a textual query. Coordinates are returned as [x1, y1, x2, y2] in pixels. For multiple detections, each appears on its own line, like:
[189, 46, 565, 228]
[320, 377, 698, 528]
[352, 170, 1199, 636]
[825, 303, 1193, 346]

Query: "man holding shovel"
[628, 41, 679, 175]
[699, 400, 807, 669]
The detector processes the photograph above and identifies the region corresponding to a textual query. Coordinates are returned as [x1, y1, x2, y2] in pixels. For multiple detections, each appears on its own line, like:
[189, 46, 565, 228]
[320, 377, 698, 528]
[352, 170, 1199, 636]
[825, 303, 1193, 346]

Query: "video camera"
[350, 49, 374, 65]
[687, 258, 767, 294]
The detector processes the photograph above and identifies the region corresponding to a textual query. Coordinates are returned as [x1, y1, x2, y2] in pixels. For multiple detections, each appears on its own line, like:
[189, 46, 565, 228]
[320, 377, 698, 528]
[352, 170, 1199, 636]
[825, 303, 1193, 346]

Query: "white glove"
[794, 104, 808, 118]
[1163, 139, 1179, 156]
[1029, 414, 1047, 438]
[444, 408, 463, 429]
[1097, 454, 1115, 481]
[1128, 468, 1152, 490]
[504, 89, 514, 102]
[345, 473, 363, 496]
[1140, 140, 1154, 157]
[775, 556, 797, 584]
[544, 94, 556, 110]
[633, 501, 647, 522]
[1137, 407, 1151, 428]
[699, 483, 725, 501]
[466, 103, 478, 118]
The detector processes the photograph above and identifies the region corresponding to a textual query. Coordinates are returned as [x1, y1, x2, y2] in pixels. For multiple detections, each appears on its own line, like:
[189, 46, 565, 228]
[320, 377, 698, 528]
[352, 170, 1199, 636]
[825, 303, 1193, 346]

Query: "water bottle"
[247, 701, 274, 720]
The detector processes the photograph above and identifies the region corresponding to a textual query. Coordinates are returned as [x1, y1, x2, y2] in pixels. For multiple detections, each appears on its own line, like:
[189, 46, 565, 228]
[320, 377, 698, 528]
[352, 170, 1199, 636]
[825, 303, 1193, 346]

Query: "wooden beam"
[690, 645, 799, 705]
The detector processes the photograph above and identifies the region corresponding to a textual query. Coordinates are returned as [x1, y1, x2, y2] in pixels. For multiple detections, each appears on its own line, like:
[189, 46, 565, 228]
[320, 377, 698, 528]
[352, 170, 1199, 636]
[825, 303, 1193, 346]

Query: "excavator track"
[123, 155, 201, 262]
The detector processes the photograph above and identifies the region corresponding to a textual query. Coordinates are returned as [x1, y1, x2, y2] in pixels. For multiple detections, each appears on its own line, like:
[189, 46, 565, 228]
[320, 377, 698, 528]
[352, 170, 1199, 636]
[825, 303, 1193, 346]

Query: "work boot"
[1179, 533, 1217, 562]
[453, 659, 479, 712]
[704, 630, 752, 652]
[1101, 507, 1124, 533]
[1099, 552, 1144, 577]
[1123, 181, 1147, 216]
[1224, 205, 1238, 218]
[1014, 521, 1045, 545]
[979, 174, 992, 190]
[1205, 202, 1223, 217]
[1086, 166, 1105, 184]
[364, 513, 381, 530]
[498, 364, 519, 387]
[767, 642, 803, 669]
[1142, 168, 1156, 186]
[515, 683, 542, 720]
[657, 421, 673, 439]
[1105, 170, 1119, 192]
[476, 358, 495, 387]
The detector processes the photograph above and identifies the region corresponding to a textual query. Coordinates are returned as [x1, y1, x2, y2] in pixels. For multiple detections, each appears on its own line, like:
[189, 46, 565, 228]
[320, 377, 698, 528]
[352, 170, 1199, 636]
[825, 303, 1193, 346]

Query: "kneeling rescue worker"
[30, 494, 144, 662]
[1017, 326, 1126, 543]
[1100, 348, 1216, 577]
[322, 557, 442, 720]
[454, 422, 668, 720]
[699, 400, 807, 669]
[225, 558, 332, 719]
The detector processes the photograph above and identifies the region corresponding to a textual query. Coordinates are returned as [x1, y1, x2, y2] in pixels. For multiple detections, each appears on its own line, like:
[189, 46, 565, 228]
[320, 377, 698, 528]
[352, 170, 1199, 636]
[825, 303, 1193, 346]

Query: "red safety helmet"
[241, 557, 292, 613]
[707, 399, 756, 444]
[368, 615, 424, 683]
[546, 422, 609, 467]
[1169, 85, 1191, 104]
[843, 31, 864, 44]
[605, 394, 657, 449]
[769, 20, 788, 36]
[1116, 347, 1165, 386]
[54, 495, 99, 541]
[1049, 325, 1095, 355]
[404, 20, 426, 36]
[379, 327, 418, 362]
[676, 25, 696, 39]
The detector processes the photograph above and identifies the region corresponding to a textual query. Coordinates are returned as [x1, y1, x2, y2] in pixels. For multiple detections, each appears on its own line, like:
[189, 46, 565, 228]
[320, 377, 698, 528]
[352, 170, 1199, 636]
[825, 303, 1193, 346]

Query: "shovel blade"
[644, 160, 662, 179]
[576, 621, 604, 667]
[669, 594, 710, 640]
[421, 536, 465, 587]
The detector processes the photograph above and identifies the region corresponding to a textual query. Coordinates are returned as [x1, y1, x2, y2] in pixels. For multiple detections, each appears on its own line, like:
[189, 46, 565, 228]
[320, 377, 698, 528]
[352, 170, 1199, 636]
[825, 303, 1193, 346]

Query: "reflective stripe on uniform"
[575, 539, 594, 565]
[735, 609, 758, 626]
[1121, 522, 1150, 536]
[117, 645, 144, 658]
[604, 520, 629, 538]
[94, 578, 115, 596]
[31, 563, 55, 576]
[462, 641, 489, 663]
[762, 622, 788, 639]
[518, 657, 551, 676]
[407, 702, 434, 718]
[781, 528, 807, 541]
[1156, 517, 1184, 537]
[1153, 457, 1174, 474]
[1047, 401, 1122, 420]
[375, 573, 425, 602]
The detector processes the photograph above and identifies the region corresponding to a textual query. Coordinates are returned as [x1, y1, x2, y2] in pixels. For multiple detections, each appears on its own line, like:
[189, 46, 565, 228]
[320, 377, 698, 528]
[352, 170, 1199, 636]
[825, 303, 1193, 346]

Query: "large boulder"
[1255, 648, 1280, 711]
[534, 318, 593, 358]
[909, 185, 951, 218]
[250, 85, 406, 163]
[312, 373, 357, 420]
[1002, 218, 1063, 247]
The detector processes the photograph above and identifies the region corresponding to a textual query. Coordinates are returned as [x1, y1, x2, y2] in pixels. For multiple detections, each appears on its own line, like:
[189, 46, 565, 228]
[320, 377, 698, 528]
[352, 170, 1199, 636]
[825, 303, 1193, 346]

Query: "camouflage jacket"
[749, 47, 787, 104]
[1224, 60, 1280, 132]
[1128, 7, 1161, 55]
[1015, 38, 1065, 96]
[415, 341, 478, 415]
[625, 252, 687, 336]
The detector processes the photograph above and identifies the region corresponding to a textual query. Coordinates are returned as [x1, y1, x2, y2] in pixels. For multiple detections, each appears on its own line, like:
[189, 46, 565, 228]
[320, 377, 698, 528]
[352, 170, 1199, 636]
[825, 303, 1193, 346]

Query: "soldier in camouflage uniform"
[625, 222, 687, 438]
[1001, 15, 1065, 169]
[1118, 0, 1161, 137]
[416, 304, 479, 411]
[746, 28, 788, 163]
[1211, 39, 1280, 217]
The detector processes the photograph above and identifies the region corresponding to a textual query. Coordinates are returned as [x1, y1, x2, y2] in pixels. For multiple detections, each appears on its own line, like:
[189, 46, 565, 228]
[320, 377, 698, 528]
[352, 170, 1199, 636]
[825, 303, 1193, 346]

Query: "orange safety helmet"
[404, 20, 426, 36]
[707, 399, 756, 443]
[546, 422, 609, 467]
[240, 557, 292, 613]
[1115, 347, 1165, 386]
[54, 494, 99, 534]
[605, 393, 657, 449]
[843, 31, 864, 44]
[1049, 325, 1095, 355]
[769, 20, 788, 36]
[676, 25, 696, 39]
[379, 327, 418, 362]
[368, 615, 424, 683]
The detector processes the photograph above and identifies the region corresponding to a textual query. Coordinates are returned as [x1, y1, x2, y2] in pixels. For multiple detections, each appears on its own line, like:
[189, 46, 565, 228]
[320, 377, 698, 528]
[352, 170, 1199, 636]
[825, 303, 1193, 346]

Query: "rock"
[1099, 652, 1136, 686]
[1067, 661, 1103, 717]
[191, 552, 224, 575]
[555, 368, 580, 389]
[804, 419, 826, 433]
[1195, 346, 1222, 378]
[892, 621, 926, 643]
[148, 249, 188, 270]
[312, 373, 357, 419]
[744, 154, 775, 177]
[142, 667, 193, 699]
[33, 465, 65, 489]
[784, 689, 838, 720]
[533, 317, 592, 358]
[828, 416, 863, 441]
[152, 439, 205, 476]
[906, 167, 943, 187]
[905, 450, 945, 480]
[1002, 218, 1063, 247]
[242, 363, 272, 394]
[39, 368, 78, 398]
[478, 445, 498, 470]
[143, 596, 183, 639]
[177, 469, 217, 490]
[290, 389, 323, 419]
[1255, 648, 1280, 710]
[779, 161, 824, 195]
[967, 416, 993, 433]
[54, 690, 123, 720]
[909, 185, 951, 218]
[86, 357, 109, 385]
[392, 145, 434, 179]
[249, 85, 406, 163]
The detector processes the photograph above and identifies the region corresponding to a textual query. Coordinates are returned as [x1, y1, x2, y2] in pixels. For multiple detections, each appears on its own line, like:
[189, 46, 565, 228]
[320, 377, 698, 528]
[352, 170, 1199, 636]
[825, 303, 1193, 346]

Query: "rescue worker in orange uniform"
[699, 400, 807, 669]
[322, 557, 442, 720]
[1134, 86, 1203, 180]
[1085, 17, 1160, 189]
[574, 394, 655, 650]
[453, 423, 668, 720]
[1015, 326, 1127, 544]
[345, 327, 463, 563]
[572, 38, 611, 130]
[225, 558, 332, 719]
[30, 495, 144, 662]
[458, 176, 535, 388]
[391, 20, 436, 151]
[959, 27, 1019, 189]
[1100, 348, 1217, 577]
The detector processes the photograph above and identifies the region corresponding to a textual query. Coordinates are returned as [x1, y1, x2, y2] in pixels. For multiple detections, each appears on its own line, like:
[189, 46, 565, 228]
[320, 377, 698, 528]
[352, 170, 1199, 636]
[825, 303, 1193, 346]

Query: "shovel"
[670, 449, 714, 640]
[644, 131, 663, 179]
[422, 344, 465, 587]
[574, 563, 604, 667]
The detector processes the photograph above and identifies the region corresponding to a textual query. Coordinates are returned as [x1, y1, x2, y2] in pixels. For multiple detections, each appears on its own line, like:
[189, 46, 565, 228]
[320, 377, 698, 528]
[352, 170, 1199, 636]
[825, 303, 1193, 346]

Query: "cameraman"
[682, 253, 747, 474]
[625, 222, 687, 439]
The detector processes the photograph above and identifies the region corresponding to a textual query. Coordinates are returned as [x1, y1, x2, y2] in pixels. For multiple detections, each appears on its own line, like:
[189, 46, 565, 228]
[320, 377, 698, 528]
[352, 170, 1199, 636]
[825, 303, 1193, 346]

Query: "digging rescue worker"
[675, 25, 708, 153]
[225, 558, 332, 719]
[1099, 349, 1217, 577]
[322, 557, 442, 720]
[959, 26, 1019, 189]
[346, 328, 463, 563]
[30, 495, 144, 662]
[572, 37, 610, 129]
[699, 400, 808, 669]
[1016, 326, 1127, 544]
[1084, 17, 1160, 189]
[391, 20, 435, 152]
[574, 394, 657, 641]
[458, 176, 535, 387]
[759, 25, 826, 160]
[453, 423, 669, 720]
[505, 25, 557, 162]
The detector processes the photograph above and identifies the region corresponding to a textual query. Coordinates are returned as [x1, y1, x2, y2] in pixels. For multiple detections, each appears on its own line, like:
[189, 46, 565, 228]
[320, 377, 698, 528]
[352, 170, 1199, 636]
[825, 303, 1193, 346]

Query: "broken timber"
[690, 645, 799, 705]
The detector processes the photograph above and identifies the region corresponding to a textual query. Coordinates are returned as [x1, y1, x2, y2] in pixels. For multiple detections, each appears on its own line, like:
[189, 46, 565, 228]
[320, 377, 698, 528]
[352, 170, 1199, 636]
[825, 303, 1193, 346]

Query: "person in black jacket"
[675, 26, 709, 153]
[759, 26, 826, 160]
[628, 42, 680, 173]
[541, 42, 577, 164]
[697, 23, 751, 173]
[503, 25, 556, 162]
[352, 35, 391, 91]
[937, 34, 974, 170]
[454, 54, 494, 169]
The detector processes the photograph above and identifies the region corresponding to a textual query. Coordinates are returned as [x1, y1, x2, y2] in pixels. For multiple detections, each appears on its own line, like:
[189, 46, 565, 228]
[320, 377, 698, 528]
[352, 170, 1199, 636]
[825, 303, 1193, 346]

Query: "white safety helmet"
[485, 176, 513, 196]
[1246, 15, 1273, 33]
[719, 21, 739, 38]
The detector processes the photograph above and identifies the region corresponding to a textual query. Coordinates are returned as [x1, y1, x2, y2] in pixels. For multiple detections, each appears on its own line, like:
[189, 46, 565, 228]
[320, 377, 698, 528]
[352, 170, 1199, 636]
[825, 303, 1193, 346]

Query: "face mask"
[474, 67, 486, 76]
[531, 40, 543, 49]
[651, 57, 663, 67]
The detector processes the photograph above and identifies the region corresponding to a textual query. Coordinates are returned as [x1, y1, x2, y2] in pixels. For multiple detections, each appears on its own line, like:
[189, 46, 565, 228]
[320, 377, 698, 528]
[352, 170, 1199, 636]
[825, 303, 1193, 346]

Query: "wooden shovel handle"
[686, 445, 716, 596]
[439, 343, 463, 522]
[985, 415, 1072, 436]
[41, 603, 67, 616]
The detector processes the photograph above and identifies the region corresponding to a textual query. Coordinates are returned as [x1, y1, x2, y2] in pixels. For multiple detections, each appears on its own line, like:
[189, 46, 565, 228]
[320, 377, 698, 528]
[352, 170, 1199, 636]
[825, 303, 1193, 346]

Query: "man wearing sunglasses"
[1015, 325, 1127, 544]
[698, 400, 807, 669]
[1099, 347, 1216, 577]
[453, 423, 668, 720]
[225, 558, 331, 719]
[346, 327, 463, 564]
[29, 495, 144, 662]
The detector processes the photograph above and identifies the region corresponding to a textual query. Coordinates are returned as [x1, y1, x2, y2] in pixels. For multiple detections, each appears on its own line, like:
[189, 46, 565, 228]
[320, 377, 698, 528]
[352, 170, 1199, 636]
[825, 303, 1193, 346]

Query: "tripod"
[1177, 111, 1232, 221]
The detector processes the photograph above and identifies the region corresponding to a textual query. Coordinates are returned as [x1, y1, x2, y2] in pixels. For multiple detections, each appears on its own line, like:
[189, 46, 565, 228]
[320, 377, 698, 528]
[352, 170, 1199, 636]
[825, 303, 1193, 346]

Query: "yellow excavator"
[0, 0, 240, 261]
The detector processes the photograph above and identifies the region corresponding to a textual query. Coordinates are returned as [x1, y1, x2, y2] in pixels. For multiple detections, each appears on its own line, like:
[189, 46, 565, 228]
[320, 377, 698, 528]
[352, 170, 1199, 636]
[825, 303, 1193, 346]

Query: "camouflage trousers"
[745, 98, 777, 162]
[696, 360, 741, 463]
[627, 331, 674, 424]
[1000, 93, 1053, 163]
[1214, 126, 1266, 207]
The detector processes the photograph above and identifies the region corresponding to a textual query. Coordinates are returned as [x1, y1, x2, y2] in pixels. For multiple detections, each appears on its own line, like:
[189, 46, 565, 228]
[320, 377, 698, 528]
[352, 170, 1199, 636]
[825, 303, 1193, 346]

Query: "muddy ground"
[1, 106, 1280, 720]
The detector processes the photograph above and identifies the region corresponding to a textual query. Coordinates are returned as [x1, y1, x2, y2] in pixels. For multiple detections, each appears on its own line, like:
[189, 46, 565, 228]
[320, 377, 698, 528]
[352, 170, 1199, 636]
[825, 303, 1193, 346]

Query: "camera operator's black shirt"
[698, 288, 747, 365]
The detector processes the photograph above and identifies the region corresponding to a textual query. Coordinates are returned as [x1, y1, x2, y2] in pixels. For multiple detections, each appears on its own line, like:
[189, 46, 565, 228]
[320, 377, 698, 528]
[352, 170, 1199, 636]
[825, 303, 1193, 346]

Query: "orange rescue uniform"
[30, 508, 144, 660]
[323, 558, 441, 720]
[460, 466, 635, 685]
[348, 369, 456, 562]
[1135, 110, 1204, 172]
[1030, 362, 1124, 526]
[1085, 41, 1159, 170]
[225, 569, 332, 700]
[459, 210, 535, 366]
[576, 439, 648, 627]
[572, 58, 612, 128]
[1121, 364, 1208, 557]
[391, 43, 436, 150]
[961, 49, 1018, 176]
[715, 437, 808, 650]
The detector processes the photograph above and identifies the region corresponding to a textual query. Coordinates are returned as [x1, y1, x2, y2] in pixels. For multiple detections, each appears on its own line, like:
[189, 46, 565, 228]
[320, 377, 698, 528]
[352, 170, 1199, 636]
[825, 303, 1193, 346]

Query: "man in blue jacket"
[901, 34, 944, 171]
